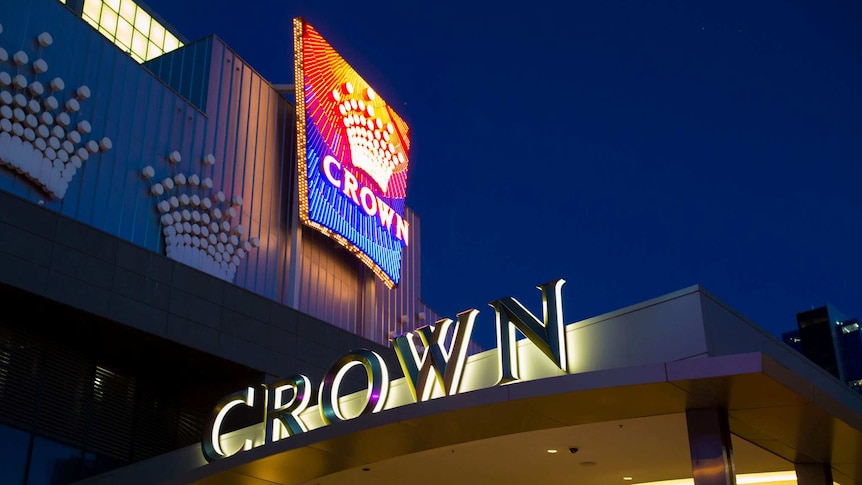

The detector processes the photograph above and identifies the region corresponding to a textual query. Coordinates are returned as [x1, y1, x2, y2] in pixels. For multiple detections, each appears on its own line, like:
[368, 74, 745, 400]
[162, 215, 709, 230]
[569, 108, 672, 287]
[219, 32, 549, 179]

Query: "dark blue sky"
[143, 0, 862, 350]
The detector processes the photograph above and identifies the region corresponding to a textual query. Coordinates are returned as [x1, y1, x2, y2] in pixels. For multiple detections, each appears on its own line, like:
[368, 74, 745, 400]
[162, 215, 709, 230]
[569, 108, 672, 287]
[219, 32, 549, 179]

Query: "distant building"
[784, 304, 862, 391]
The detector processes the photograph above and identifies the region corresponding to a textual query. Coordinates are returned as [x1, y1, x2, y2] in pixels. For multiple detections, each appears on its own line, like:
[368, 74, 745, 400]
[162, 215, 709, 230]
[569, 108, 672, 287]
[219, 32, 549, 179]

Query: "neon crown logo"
[142, 152, 260, 282]
[0, 25, 111, 199]
[334, 82, 405, 194]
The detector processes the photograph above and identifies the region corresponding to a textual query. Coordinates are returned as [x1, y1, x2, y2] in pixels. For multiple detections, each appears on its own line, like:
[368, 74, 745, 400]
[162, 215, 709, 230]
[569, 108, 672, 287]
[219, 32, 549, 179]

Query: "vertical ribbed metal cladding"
[374, 208, 425, 343]
[202, 40, 296, 299]
[278, 98, 298, 304]
[297, 228, 364, 334]
[143, 36, 212, 113]
[292, 208, 429, 342]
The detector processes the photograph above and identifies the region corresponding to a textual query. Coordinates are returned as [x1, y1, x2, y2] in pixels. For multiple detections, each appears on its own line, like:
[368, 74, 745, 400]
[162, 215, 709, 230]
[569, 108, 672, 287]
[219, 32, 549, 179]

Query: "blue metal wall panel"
[144, 37, 211, 112]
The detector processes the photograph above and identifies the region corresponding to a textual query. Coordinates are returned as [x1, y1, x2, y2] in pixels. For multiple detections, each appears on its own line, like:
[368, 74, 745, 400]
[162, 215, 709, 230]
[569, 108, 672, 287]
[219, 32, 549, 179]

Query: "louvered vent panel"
[0, 329, 40, 428]
[87, 366, 135, 460]
[131, 383, 179, 462]
[35, 346, 91, 446]
[175, 409, 204, 448]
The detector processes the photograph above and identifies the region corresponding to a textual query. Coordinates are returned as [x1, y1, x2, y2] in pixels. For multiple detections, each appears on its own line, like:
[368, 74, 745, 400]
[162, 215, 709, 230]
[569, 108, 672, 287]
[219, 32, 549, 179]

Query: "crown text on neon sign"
[321, 155, 409, 245]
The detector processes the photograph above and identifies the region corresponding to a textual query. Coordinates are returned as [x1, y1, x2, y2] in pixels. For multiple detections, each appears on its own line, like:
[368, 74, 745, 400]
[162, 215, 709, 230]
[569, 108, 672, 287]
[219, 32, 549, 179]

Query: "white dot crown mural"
[0, 25, 112, 199]
[142, 152, 261, 282]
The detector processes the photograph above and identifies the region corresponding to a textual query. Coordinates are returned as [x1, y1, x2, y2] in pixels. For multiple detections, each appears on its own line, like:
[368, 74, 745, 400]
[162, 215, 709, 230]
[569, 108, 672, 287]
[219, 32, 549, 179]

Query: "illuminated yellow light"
[150, 22, 166, 48]
[631, 471, 799, 485]
[115, 17, 133, 48]
[80, 0, 183, 63]
[737, 472, 798, 484]
[164, 33, 179, 53]
[83, 15, 99, 29]
[118, 0, 136, 21]
[131, 29, 147, 59]
[634, 479, 692, 485]
[546, 449, 558, 454]
[82, 0, 102, 27]
[99, 7, 118, 35]
[624, 478, 633, 481]
[134, 8, 151, 36]
[83, 0, 101, 18]
[147, 41, 161, 60]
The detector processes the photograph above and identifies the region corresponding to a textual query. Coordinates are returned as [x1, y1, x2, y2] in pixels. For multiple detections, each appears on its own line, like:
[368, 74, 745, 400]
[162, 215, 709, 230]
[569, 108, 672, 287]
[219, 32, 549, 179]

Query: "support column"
[686, 408, 736, 485]
[795, 463, 833, 485]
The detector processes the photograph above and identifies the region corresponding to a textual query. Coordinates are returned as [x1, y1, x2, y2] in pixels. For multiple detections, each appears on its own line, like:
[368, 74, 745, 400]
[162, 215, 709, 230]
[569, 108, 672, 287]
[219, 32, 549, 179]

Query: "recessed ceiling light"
[547, 449, 558, 454]
[624, 477, 633, 481]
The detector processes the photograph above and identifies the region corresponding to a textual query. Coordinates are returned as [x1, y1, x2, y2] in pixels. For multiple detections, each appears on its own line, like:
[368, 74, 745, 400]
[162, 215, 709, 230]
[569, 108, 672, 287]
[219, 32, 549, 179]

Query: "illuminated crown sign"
[295, 19, 412, 288]
[142, 152, 260, 282]
[335, 83, 406, 193]
[0, 26, 111, 199]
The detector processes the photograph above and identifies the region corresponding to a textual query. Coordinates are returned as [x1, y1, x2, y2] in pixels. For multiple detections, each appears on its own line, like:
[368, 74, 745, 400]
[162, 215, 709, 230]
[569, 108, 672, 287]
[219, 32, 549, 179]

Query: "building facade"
[1, 0, 434, 345]
[0, 0, 431, 483]
[783, 304, 862, 391]
[0, 1, 860, 485]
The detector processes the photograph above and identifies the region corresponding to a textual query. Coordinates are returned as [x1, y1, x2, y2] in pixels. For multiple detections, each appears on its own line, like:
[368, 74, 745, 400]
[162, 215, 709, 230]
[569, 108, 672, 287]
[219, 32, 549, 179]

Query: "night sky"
[141, 0, 862, 351]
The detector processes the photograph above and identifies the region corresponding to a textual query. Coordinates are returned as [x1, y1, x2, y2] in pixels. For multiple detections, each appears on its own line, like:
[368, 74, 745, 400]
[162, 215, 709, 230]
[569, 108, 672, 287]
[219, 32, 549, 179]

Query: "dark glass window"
[80, 452, 127, 481]
[26, 437, 83, 485]
[0, 423, 29, 485]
